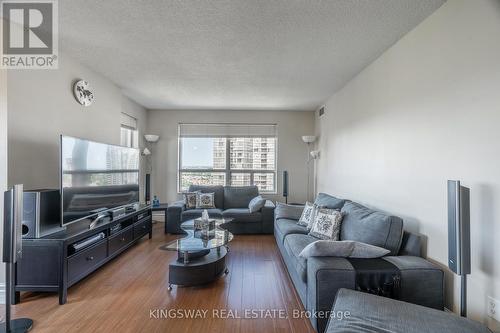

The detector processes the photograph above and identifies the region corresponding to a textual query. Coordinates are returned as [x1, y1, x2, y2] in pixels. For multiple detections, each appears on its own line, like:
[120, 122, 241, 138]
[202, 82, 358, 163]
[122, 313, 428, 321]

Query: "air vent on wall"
[318, 106, 325, 117]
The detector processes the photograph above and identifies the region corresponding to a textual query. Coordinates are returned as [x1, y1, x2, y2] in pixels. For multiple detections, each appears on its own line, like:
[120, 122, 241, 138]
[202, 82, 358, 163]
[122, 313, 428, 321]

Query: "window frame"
[120, 124, 139, 149]
[177, 134, 278, 194]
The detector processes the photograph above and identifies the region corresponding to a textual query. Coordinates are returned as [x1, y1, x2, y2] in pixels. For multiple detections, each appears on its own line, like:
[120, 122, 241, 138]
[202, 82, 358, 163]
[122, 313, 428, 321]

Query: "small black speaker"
[447, 180, 471, 275]
[282, 171, 289, 203]
[22, 189, 60, 238]
[145, 173, 151, 204]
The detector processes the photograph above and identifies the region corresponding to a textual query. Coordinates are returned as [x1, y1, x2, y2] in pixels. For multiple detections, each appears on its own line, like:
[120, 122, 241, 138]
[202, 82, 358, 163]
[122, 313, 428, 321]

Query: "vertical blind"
[178, 123, 277, 138]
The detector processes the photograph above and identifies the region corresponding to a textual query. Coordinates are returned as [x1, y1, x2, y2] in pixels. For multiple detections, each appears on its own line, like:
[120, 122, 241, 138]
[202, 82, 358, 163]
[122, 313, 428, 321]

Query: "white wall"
[7, 52, 148, 197]
[0, 66, 8, 292]
[147, 110, 315, 204]
[315, 0, 500, 329]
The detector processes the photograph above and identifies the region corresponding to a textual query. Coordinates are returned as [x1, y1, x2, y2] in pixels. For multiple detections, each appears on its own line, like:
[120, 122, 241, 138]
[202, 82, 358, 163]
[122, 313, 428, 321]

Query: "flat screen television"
[60, 135, 140, 226]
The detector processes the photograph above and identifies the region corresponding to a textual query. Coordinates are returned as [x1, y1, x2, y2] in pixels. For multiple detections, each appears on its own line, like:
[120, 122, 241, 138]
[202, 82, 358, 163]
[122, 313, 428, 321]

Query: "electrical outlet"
[488, 296, 500, 322]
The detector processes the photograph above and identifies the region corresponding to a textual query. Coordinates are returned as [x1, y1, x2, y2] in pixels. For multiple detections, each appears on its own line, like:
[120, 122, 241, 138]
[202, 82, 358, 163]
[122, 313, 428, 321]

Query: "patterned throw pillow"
[309, 208, 343, 240]
[183, 192, 198, 209]
[196, 192, 215, 209]
[297, 202, 317, 229]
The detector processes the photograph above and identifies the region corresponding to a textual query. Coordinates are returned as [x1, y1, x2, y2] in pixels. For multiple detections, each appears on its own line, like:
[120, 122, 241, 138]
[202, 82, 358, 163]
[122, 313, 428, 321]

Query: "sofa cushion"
[189, 185, 224, 209]
[283, 234, 317, 283]
[181, 208, 223, 221]
[340, 201, 403, 255]
[222, 208, 262, 223]
[275, 219, 309, 243]
[224, 186, 259, 209]
[314, 193, 346, 209]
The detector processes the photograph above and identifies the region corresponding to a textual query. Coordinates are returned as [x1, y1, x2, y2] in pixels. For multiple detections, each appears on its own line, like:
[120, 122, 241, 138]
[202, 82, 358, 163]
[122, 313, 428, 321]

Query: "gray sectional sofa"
[275, 193, 445, 333]
[166, 185, 275, 234]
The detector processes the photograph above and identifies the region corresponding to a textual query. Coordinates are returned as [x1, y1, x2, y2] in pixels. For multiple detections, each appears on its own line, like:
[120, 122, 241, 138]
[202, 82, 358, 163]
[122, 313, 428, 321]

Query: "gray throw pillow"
[196, 192, 215, 209]
[299, 240, 390, 258]
[308, 208, 343, 240]
[275, 202, 304, 221]
[248, 195, 266, 213]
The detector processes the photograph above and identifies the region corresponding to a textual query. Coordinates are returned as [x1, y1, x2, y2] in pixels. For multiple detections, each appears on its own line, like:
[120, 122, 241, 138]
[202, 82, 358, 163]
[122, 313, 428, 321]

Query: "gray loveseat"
[275, 193, 445, 333]
[167, 185, 275, 234]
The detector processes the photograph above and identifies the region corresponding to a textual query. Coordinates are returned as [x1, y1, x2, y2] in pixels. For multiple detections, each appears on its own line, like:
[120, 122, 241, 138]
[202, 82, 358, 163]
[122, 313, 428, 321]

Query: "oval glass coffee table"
[159, 218, 233, 290]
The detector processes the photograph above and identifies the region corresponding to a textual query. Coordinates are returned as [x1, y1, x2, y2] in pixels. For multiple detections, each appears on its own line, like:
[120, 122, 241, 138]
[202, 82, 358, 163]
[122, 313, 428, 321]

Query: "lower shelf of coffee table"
[168, 246, 228, 289]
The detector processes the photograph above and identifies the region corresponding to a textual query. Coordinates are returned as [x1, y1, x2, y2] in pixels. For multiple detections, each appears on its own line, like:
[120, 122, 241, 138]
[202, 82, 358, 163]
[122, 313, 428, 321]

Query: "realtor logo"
[1, 0, 58, 69]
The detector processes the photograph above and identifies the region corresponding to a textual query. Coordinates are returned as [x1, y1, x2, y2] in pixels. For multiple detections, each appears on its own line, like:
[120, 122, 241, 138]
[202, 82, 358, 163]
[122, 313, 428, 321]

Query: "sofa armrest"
[383, 256, 444, 310]
[166, 200, 186, 234]
[274, 202, 304, 221]
[306, 255, 445, 333]
[398, 231, 422, 257]
[307, 257, 356, 333]
[329, 288, 489, 333]
[261, 200, 275, 234]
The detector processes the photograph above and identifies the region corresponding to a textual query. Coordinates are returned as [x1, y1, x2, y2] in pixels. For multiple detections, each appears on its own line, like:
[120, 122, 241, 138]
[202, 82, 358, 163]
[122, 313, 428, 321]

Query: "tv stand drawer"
[134, 217, 151, 239]
[68, 240, 107, 285]
[108, 227, 134, 256]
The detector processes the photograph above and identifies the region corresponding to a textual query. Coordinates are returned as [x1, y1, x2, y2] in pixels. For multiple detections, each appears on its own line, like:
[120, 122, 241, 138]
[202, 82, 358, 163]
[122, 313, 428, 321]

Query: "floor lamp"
[302, 135, 316, 202]
[143, 134, 160, 205]
[309, 150, 320, 199]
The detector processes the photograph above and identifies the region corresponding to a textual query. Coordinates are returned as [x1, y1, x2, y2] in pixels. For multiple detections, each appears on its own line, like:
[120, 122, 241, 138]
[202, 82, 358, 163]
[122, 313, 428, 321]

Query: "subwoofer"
[22, 189, 61, 238]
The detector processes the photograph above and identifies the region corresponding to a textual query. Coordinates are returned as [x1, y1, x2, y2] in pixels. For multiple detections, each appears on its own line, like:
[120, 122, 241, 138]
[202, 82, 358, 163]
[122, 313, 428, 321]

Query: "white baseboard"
[0, 283, 5, 304]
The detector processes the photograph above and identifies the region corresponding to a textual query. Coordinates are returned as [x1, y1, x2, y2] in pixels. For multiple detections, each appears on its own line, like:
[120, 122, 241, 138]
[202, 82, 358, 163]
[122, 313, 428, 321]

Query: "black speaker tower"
[145, 174, 151, 204]
[447, 180, 471, 317]
[2, 184, 33, 332]
[282, 171, 289, 204]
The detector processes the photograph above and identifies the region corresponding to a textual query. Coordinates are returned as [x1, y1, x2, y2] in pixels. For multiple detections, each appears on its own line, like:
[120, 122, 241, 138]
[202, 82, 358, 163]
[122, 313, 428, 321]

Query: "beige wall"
[7, 52, 148, 198]
[147, 110, 315, 204]
[315, 0, 500, 329]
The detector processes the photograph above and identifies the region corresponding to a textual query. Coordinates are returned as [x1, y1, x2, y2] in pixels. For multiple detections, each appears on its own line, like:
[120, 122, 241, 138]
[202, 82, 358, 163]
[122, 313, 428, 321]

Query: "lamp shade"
[142, 148, 151, 156]
[302, 135, 316, 144]
[310, 150, 320, 159]
[144, 134, 160, 143]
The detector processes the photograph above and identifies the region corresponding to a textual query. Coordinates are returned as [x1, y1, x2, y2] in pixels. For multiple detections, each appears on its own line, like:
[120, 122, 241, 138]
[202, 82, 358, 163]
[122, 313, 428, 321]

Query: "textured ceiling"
[59, 0, 445, 110]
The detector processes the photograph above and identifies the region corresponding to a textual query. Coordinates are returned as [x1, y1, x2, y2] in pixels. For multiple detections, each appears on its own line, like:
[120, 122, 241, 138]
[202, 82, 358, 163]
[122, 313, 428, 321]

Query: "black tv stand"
[12, 204, 152, 305]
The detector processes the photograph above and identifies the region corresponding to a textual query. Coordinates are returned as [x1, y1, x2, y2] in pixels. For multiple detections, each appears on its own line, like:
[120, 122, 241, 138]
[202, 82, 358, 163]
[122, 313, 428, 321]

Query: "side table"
[151, 203, 168, 233]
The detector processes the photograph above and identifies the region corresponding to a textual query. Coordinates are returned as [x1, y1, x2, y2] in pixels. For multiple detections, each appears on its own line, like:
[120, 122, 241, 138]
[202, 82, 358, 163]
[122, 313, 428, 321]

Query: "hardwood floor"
[7, 222, 315, 333]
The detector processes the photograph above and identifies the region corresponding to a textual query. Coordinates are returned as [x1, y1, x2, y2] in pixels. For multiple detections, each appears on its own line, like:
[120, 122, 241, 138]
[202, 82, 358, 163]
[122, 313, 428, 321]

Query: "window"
[178, 124, 277, 193]
[120, 113, 139, 148]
